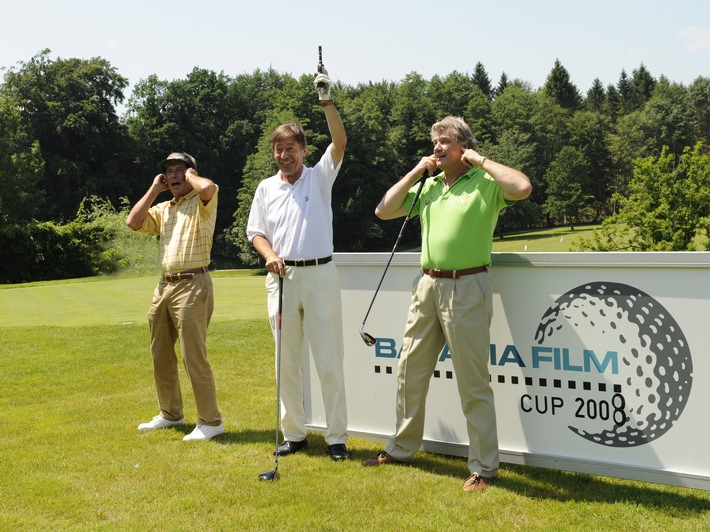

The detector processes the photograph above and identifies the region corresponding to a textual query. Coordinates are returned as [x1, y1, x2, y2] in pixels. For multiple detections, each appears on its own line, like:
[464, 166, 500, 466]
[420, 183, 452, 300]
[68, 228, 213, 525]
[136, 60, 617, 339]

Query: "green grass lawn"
[493, 224, 601, 252]
[2, 257, 710, 529]
[0, 269, 266, 327]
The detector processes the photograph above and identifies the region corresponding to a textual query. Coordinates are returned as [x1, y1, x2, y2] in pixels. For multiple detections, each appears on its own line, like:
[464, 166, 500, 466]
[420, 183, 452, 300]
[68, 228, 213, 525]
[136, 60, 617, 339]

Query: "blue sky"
[2, 0, 709, 102]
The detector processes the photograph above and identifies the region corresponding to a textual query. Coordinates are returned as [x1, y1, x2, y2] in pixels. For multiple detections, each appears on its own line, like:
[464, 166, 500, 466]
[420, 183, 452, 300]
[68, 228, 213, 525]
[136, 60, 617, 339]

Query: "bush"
[0, 196, 159, 284]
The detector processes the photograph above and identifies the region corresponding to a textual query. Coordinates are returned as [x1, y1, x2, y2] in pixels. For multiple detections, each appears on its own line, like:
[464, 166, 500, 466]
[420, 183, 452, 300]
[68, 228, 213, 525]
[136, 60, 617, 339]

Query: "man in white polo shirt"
[246, 67, 349, 461]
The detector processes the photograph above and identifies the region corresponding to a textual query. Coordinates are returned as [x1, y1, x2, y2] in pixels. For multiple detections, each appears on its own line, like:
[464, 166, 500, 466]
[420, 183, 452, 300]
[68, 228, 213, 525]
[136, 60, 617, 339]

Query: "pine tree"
[543, 59, 582, 110]
[472, 62, 493, 100]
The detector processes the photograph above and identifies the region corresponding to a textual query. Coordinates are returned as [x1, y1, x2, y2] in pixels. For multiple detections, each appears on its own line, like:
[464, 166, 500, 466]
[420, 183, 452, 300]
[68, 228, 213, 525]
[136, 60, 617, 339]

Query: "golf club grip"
[278, 276, 283, 321]
[317, 46, 326, 93]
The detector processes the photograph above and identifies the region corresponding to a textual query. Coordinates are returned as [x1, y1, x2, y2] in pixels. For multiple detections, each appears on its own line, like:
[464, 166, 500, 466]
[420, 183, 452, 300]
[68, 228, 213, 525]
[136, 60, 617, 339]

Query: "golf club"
[259, 275, 284, 481]
[359, 172, 429, 346]
[316, 45, 327, 95]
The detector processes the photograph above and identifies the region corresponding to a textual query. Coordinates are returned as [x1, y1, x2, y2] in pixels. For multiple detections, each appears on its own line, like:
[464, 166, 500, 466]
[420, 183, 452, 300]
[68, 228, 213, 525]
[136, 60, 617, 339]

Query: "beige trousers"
[148, 272, 221, 426]
[385, 271, 499, 477]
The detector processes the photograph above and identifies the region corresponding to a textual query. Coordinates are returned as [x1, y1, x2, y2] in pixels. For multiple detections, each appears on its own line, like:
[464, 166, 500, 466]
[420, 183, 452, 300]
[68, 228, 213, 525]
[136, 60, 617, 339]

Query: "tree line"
[1, 50, 709, 282]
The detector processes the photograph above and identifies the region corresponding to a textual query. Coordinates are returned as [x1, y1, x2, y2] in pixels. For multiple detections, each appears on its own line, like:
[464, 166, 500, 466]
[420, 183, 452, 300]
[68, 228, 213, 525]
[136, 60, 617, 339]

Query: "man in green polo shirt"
[362, 116, 531, 493]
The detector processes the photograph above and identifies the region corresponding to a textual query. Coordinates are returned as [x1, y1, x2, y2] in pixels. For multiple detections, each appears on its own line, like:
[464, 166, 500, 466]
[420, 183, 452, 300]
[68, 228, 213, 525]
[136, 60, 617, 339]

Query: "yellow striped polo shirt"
[139, 187, 218, 274]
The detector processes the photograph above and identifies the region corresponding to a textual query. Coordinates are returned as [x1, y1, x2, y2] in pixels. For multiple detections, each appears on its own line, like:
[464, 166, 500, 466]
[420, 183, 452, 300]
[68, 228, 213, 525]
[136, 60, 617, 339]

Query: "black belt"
[283, 256, 332, 267]
[422, 266, 487, 279]
[163, 266, 207, 282]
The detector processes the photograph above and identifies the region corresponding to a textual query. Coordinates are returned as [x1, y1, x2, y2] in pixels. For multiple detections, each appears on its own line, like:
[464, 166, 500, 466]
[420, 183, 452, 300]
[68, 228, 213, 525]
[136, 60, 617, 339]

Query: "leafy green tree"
[575, 144, 710, 251]
[543, 59, 582, 111]
[491, 82, 537, 136]
[429, 71, 474, 120]
[0, 93, 44, 223]
[125, 67, 274, 242]
[641, 77, 697, 157]
[487, 129, 541, 232]
[466, 86, 494, 145]
[227, 119, 281, 266]
[613, 77, 697, 164]
[610, 109, 645, 194]
[429, 72, 493, 144]
[689, 76, 710, 146]
[530, 94, 572, 195]
[610, 78, 698, 201]
[492, 83, 553, 214]
[333, 81, 399, 251]
[543, 146, 593, 229]
[388, 72, 437, 168]
[1, 50, 133, 220]
[568, 111, 613, 216]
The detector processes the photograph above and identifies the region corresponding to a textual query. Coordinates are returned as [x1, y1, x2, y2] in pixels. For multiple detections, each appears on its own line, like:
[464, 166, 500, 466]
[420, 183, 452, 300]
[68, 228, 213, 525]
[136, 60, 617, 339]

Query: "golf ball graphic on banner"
[533, 281, 693, 447]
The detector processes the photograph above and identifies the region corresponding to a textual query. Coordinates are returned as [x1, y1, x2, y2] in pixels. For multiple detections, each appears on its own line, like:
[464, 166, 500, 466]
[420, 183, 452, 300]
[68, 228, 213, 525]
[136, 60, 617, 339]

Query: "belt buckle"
[431, 268, 442, 278]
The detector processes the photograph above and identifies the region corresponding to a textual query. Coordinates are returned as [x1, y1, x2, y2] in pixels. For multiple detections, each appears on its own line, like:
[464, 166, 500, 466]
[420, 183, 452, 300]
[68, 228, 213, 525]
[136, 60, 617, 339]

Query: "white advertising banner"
[304, 252, 710, 490]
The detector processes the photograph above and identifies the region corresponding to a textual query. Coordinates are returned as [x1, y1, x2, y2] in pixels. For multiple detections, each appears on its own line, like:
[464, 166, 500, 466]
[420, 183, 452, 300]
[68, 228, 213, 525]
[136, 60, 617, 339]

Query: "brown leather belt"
[163, 266, 207, 282]
[283, 256, 332, 267]
[422, 266, 487, 279]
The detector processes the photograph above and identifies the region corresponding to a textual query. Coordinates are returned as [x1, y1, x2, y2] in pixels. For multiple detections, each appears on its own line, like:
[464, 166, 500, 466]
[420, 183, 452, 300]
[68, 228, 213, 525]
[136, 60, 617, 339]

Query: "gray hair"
[431, 116, 477, 150]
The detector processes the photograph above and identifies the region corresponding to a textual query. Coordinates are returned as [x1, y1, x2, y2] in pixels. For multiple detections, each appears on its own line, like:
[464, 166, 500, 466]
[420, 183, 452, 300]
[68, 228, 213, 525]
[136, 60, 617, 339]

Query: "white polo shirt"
[246, 144, 342, 260]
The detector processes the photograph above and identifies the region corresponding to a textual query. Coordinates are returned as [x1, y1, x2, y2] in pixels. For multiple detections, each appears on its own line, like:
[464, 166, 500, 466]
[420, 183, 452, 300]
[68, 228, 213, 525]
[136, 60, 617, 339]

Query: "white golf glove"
[314, 67, 332, 101]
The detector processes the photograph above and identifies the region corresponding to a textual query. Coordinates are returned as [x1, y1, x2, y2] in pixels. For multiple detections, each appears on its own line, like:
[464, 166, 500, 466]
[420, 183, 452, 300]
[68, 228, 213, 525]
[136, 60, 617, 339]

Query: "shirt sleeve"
[315, 144, 343, 189]
[246, 183, 266, 242]
[199, 185, 219, 221]
[138, 204, 163, 234]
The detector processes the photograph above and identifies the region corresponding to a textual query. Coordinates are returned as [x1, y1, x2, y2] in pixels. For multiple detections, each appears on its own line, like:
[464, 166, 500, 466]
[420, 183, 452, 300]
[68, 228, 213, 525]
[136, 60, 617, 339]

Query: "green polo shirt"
[404, 167, 512, 270]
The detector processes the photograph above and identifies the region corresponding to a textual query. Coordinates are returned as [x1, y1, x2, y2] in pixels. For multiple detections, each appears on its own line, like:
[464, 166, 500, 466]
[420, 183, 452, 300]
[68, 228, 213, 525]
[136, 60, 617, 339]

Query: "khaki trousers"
[385, 271, 499, 477]
[266, 262, 348, 445]
[148, 272, 221, 426]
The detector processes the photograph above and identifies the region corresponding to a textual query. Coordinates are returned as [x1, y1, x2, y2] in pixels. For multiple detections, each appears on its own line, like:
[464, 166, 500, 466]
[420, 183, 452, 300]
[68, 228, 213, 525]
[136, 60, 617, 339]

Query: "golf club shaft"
[274, 275, 283, 462]
[360, 173, 428, 329]
[261, 275, 283, 480]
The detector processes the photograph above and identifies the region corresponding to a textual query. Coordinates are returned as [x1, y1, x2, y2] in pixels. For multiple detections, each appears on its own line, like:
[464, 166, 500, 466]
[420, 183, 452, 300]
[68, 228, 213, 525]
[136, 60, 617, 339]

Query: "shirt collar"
[171, 188, 199, 205]
[434, 167, 477, 186]
[277, 167, 307, 188]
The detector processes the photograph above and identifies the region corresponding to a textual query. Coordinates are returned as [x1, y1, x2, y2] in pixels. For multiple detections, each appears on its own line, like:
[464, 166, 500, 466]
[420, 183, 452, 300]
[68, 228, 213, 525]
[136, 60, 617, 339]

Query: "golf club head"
[258, 468, 279, 481]
[359, 326, 377, 346]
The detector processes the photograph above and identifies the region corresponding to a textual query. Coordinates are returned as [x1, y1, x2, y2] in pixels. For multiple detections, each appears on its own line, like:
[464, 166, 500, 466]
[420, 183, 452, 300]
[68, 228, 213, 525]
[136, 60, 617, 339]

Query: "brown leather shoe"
[463, 473, 493, 492]
[362, 451, 402, 467]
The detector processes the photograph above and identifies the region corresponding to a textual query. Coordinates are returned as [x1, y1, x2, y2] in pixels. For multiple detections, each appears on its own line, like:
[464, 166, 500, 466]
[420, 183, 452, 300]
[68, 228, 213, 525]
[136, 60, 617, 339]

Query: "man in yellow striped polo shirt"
[127, 152, 224, 441]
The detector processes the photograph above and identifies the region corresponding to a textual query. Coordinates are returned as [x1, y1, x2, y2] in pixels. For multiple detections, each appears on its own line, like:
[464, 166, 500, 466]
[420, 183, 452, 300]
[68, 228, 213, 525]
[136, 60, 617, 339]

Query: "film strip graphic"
[372, 364, 623, 394]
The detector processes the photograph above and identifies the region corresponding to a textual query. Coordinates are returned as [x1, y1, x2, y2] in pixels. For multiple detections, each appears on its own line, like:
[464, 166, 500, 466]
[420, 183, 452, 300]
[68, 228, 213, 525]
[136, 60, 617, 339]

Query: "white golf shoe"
[137, 415, 185, 431]
[183, 422, 225, 441]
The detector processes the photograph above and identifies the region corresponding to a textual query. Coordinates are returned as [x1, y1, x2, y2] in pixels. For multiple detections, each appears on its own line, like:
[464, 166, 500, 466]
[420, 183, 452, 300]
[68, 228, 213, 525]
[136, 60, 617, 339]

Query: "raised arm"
[461, 149, 532, 201]
[322, 102, 346, 166]
[314, 68, 346, 166]
[375, 155, 436, 220]
[126, 174, 167, 231]
[185, 168, 217, 204]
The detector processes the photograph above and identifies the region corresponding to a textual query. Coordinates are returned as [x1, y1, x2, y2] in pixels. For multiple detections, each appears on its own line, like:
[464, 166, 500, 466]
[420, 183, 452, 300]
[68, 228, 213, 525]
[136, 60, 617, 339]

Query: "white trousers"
[266, 262, 348, 445]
